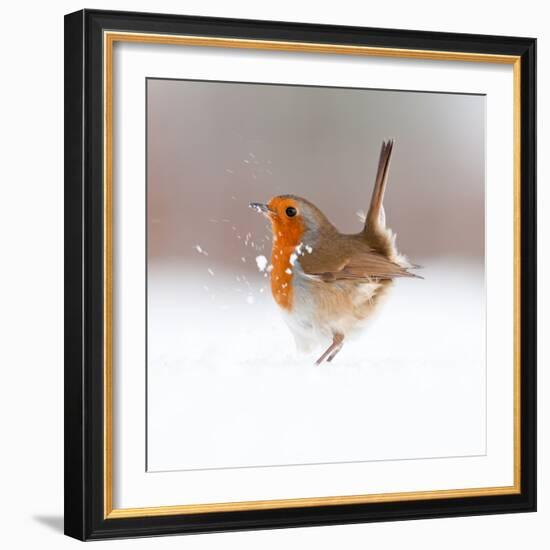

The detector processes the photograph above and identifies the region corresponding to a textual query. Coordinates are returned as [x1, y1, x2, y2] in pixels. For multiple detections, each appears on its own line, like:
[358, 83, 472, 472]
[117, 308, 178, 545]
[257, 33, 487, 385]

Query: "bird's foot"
[326, 345, 343, 362]
[315, 333, 344, 366]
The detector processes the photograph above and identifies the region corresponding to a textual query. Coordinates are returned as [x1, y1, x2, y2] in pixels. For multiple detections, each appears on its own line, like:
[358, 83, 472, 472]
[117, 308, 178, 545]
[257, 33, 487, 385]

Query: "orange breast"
[267, 197, 306, 311]
[270, 244, 295, 310]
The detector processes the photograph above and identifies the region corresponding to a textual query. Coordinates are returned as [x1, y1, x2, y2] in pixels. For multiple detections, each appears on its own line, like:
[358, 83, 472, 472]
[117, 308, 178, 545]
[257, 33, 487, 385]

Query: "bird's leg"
[327, 341, 344, 362]
[315, 333, 344, 366]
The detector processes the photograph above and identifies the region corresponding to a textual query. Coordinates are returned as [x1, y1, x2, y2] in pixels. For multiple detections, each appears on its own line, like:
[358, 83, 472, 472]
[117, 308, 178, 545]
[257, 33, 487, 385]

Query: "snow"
[255, 255, 268, 272]
[290, 243, 311, 265]
[250, 205, 264, 214]
[356, 209, 367, 223]
[147, 259, 485, 472]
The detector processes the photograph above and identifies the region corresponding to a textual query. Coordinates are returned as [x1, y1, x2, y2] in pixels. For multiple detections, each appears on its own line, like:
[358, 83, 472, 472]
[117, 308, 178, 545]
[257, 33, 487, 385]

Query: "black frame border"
[64, 8, 536, 541]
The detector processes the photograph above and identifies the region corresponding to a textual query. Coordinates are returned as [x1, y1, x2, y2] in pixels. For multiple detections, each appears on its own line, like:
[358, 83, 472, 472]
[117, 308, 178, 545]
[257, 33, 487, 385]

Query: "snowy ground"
[147, 258, 485, 472]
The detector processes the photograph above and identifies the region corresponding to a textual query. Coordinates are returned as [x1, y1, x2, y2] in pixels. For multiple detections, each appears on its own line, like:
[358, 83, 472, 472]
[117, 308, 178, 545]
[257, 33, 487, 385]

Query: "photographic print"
[65, 11, 535, 539]
[146, 79, 485, 472]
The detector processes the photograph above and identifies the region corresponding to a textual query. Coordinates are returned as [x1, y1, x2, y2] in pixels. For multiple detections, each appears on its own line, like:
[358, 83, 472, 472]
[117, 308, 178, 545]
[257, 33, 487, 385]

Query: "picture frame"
[64, 8, 536, 541]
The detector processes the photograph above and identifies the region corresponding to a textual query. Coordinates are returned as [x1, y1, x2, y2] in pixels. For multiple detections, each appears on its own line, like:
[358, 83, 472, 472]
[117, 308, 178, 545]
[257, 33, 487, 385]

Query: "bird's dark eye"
[285, 206, 297, 218]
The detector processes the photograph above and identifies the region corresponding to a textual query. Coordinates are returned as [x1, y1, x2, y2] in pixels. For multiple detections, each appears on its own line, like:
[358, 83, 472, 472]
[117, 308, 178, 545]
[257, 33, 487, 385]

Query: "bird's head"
[249, 194, 335, 248]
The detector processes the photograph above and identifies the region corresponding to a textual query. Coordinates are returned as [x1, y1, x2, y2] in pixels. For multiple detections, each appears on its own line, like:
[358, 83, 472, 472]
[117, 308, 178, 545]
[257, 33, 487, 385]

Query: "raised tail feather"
[363, 139, 396, 258]
[362, 139, 420, 277]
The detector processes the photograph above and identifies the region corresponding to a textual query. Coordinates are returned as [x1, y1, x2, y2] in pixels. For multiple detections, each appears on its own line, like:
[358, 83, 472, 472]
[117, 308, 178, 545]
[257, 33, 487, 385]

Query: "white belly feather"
[282, 262, 390, 353]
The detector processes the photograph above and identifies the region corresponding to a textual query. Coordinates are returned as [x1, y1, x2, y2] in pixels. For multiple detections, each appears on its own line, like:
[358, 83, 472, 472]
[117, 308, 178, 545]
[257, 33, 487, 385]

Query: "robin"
[250, 139, 421, 365]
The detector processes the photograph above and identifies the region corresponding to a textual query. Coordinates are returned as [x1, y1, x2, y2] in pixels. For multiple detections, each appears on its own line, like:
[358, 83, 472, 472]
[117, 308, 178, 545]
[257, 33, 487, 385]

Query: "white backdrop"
[0, 0, 546, 549]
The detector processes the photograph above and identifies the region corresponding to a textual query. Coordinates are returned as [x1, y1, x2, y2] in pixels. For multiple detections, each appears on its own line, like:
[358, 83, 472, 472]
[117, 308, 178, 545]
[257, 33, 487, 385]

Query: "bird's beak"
[249, 202, 273, 217]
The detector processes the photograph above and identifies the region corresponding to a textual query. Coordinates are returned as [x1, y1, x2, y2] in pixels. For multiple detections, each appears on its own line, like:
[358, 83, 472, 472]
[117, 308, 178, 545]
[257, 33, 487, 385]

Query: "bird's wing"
[299, 243, 420, 282]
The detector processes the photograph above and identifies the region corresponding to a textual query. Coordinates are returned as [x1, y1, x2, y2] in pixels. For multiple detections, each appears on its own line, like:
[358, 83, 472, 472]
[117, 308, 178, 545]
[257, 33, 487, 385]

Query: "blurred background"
[147, 79, 485, 270]
[146, 78, 486, 472]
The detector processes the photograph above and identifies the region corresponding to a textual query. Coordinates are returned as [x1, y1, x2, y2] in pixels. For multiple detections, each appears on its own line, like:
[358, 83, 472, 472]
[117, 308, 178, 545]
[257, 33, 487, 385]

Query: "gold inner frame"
[103, 31, 522, 519]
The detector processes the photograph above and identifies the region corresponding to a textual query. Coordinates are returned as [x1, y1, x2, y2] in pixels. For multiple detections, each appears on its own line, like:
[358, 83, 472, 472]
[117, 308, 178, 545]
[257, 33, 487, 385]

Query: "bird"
[250, 139, 421, 365]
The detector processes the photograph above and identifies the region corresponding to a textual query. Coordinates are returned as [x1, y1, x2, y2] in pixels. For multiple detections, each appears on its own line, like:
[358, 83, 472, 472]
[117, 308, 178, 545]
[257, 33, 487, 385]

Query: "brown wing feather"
[299, 236, 420, 281]
[333, 253, 418, 280]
